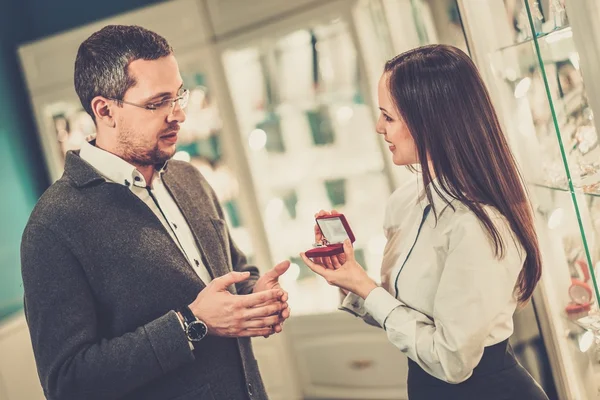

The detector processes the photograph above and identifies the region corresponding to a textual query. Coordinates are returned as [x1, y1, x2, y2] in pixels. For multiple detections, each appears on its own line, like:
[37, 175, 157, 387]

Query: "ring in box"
[305, 214, 355, 258]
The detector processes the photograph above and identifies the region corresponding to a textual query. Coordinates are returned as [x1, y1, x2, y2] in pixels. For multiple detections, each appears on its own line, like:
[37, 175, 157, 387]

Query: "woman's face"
[375, 73, 418, 166]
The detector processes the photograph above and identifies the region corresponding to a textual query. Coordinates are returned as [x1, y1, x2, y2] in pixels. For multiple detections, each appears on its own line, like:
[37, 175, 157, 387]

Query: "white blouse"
[341, 177, 525, 384]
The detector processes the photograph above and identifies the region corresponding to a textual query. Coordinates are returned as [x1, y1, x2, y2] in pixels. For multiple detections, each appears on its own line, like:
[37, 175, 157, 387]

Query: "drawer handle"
[349, 359, 374, 370]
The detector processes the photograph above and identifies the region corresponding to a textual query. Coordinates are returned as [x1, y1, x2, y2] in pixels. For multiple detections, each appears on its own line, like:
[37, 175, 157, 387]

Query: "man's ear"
[91, 96, 116, 128]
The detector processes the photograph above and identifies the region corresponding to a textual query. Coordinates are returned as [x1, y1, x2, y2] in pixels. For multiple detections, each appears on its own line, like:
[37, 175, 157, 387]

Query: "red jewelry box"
[305, 214, 355, 258]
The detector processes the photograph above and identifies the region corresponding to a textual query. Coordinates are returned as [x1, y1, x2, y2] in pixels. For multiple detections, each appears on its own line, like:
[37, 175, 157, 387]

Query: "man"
[21, 25, 290, 400]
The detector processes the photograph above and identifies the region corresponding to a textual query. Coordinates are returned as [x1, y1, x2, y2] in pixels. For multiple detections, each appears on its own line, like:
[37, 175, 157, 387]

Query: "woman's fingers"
[331, 256, 342, 269]
[300, 252, 332, 280]
[343, 239, 355, 261]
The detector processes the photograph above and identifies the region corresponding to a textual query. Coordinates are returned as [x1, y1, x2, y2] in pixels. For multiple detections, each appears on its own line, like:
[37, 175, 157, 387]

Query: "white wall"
[0, 312, 44, 400]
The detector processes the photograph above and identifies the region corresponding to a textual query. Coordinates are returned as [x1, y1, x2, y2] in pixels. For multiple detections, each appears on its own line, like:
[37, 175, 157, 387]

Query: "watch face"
[187, 320, 208, 342]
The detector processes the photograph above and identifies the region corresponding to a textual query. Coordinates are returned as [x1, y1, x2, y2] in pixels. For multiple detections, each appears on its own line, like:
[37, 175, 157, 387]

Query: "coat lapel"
[161, 170, 231, 282]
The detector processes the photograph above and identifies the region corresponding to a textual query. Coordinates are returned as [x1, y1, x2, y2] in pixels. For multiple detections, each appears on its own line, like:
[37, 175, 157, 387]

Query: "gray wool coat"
[20, 151, 268, 400]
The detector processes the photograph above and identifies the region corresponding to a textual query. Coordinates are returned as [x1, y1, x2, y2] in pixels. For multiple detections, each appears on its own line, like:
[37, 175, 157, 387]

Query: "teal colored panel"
[0, 128, 36, 319]
[0, 43, 39, 320]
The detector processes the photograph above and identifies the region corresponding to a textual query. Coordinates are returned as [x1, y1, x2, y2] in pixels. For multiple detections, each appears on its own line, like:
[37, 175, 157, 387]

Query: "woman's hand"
[313, 209, 346, 269]
[300, 239, 378, 299]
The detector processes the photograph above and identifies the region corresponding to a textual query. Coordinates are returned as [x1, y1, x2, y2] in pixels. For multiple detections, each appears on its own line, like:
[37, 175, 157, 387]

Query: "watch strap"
[179, 305, 197, 327]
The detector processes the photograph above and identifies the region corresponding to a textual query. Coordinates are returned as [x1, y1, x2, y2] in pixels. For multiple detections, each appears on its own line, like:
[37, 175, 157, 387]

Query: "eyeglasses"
[109, 89, 189, 115]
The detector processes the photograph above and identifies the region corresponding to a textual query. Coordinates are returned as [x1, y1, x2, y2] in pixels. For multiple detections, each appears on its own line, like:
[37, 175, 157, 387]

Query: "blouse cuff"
[339, 292, 368, 317]
[364, 287, 403, 329]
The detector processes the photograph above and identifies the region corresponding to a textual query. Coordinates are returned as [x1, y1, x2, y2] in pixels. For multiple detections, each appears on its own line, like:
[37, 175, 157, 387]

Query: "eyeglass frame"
[107, 88, 190, 114]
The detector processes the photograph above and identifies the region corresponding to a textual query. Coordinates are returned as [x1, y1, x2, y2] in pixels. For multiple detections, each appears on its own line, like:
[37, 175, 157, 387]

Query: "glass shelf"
[495, 24, 572, 54]
[532, 182, 600, 198]
[573, 312, 600, 333]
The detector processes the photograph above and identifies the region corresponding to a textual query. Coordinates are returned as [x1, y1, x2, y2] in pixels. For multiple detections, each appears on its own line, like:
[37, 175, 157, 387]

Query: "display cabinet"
[220, 15, 394, 316]
[213, 0, 472, 317]
[459, 0, 600, 398]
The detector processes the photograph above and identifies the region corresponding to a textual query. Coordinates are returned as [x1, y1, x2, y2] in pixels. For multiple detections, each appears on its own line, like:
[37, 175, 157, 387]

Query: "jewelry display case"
[459, 0, 600, 397]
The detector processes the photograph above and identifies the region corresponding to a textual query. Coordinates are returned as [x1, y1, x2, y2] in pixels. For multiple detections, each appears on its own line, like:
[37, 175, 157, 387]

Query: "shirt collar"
[79, 140, 168, 188]
[418, 178, 457, 214]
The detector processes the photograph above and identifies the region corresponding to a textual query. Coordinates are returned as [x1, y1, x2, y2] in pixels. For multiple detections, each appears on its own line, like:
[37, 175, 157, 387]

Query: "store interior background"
[2, 0, 600, 399]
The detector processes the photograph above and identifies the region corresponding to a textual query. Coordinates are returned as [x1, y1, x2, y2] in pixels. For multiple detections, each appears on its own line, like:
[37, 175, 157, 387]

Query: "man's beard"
[124, 144, 173, 166]
[117, 131, 174, 167]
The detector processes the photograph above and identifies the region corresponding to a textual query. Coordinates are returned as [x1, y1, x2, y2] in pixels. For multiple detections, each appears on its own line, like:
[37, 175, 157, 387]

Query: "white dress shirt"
[79, 140, 212, 284]
[341, 176, 525, 384]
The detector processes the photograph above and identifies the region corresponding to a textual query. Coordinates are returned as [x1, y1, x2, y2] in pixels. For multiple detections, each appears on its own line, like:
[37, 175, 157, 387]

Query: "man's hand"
[253, 260, 290, 293]
[188, 271, 287, 338]
[253, 261, 291, 336]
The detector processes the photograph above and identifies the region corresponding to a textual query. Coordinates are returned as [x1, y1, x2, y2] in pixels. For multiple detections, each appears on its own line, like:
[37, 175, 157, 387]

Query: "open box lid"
[316, 214, 355, 245]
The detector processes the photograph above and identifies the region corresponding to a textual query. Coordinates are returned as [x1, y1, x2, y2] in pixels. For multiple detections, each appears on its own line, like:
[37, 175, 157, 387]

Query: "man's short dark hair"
[74, 25, 173, 121]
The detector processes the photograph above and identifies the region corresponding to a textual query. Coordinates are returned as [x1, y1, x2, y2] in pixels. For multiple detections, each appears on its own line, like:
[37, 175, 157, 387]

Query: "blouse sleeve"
[339, 292, 381, 328]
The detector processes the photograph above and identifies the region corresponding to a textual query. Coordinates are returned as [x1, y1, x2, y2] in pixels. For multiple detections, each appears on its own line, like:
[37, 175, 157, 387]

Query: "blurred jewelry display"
[516, 0, 544, 41]
[549, 0, 568, 29]
[52, 110, 95, 157]
[524, 59, 600, 193]
[513, 0, 569, 43]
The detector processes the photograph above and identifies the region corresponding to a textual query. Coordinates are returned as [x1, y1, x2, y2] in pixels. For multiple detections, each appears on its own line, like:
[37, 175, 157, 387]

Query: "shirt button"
[248, 383, 253, 395]
[194, 259, 200, 267]
[134, 176, 141, 182]
[173, 223, 178, 229]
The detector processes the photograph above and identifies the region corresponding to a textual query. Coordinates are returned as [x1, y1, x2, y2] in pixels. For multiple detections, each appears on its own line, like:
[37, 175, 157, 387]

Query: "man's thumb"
[214, 271, 250, 290]
[269, 260, 291, 278]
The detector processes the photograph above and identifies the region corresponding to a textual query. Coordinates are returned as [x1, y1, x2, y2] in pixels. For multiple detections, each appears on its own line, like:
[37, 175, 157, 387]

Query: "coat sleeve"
[21, 222, 195, 400]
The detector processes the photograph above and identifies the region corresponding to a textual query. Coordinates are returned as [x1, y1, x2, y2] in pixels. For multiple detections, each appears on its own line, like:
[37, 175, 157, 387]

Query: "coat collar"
[64, 150, 106, 188]
[64, 144, 168, 189]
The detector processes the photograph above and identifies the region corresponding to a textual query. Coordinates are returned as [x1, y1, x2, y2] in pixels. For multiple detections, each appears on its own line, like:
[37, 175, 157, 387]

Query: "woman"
[300, 45, 549, 400]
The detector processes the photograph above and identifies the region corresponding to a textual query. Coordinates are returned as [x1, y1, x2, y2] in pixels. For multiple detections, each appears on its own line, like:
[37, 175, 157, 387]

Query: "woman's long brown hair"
[384, 45, 541, 303]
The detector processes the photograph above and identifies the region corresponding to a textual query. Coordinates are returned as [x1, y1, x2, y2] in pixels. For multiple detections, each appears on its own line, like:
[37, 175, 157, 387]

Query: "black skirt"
[407, 340, 549, 400]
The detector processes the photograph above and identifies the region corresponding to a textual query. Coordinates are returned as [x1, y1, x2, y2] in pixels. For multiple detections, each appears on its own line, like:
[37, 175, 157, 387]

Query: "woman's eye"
[384, 115, 392, 122]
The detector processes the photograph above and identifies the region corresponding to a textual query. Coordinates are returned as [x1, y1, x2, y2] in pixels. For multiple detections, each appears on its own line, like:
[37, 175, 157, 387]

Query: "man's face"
[113, 55, 186, 166]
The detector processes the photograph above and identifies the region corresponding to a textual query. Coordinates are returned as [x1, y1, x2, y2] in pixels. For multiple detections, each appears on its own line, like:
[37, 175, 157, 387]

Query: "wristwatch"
[178, 306, 208, 343]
